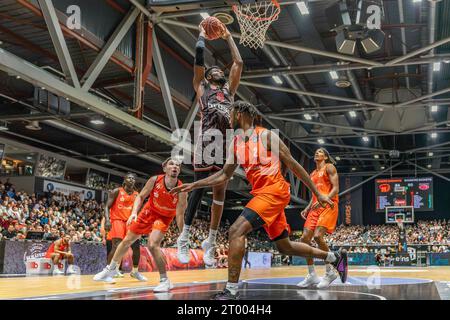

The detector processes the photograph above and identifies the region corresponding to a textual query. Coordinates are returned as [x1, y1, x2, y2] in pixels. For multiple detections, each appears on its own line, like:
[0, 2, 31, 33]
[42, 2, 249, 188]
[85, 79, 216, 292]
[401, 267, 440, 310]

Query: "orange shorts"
[129, 210, 174, 235]
[246, 193, 291, 240]
[304, 202, 338, 234]
[109, 219, 129, 240]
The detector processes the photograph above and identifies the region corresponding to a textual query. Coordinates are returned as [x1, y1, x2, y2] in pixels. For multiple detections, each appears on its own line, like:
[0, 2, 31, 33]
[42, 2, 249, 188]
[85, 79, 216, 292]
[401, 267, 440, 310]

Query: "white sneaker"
[93, 266, 117, 283]
[130, 271, 147, 282]
[201, 240, 216, 266]
[317, 271, 338, 289]
[52, 269, 65, 276]
[66, 265, 78, 275]
[297, 273, 320, 288]
[153, 278, 173, 293]
[177, 237, 190, 264]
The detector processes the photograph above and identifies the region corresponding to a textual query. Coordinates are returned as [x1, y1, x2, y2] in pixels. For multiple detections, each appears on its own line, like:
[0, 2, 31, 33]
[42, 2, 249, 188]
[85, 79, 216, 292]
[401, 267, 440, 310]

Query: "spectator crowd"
[325, 220, 450, 247]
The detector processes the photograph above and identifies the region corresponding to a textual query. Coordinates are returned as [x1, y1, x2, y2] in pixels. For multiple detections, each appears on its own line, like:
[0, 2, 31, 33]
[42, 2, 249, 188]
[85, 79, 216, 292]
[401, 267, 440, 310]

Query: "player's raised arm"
[128, 176, 157, 225]
[222, 27, 243, 96]
[264, 130, 333, 208]
[193, 24, 207, 94]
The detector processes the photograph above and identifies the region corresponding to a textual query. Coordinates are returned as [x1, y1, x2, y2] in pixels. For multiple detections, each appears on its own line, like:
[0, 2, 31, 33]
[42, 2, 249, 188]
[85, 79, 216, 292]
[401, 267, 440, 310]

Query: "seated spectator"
[2, 224, 16, 239]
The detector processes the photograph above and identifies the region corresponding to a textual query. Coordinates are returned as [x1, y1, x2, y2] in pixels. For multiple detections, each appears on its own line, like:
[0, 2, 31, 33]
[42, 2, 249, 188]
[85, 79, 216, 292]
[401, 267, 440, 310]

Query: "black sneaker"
[211, 289, 240, 300]
[331, 249, 348, 283]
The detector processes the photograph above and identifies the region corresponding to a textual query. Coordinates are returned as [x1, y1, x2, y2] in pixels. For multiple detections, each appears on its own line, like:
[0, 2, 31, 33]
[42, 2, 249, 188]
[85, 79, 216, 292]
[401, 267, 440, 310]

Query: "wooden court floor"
[1, 266, 449, 299]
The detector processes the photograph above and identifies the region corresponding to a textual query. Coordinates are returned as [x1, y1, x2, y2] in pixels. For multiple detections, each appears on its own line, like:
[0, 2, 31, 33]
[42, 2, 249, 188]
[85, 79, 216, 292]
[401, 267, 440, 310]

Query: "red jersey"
[140, 175, 182, 217]
[234, 126, 290, 196]
[46, 240, 68, 255]
[109, 187, 138, 221]
[311, 164, 338, 203]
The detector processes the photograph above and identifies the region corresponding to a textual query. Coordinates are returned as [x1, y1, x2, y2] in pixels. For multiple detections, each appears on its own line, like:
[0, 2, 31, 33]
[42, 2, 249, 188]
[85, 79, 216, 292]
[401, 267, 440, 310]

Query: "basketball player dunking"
[177, 23, 243, 266]
[94, 158, 187, 292]
[104, 173, 146, 281]
[298, 148, 340, 289]
[171, 101, 348, 300]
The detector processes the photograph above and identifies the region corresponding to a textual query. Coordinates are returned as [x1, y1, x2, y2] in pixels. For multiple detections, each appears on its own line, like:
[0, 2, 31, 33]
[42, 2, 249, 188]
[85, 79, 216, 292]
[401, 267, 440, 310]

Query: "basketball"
[200, 16, 226, 40]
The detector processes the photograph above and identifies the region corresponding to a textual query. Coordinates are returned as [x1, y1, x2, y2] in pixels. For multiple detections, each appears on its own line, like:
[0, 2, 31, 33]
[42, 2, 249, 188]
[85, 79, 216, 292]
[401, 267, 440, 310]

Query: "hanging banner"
[338, 176, 363, 225]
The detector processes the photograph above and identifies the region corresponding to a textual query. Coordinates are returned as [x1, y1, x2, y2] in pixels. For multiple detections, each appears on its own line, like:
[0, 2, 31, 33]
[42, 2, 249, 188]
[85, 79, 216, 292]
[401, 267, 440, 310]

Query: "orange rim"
[232, 0, 281, 22]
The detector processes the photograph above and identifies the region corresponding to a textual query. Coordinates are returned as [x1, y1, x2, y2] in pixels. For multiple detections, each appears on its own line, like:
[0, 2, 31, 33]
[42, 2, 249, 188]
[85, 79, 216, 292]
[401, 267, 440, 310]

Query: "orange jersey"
[109, 187, 139, 221]
[234, 126, 290, 196]
[141, 175, 182, 217]
[46, 240, 68, 256]
[310, 165, 338, 203]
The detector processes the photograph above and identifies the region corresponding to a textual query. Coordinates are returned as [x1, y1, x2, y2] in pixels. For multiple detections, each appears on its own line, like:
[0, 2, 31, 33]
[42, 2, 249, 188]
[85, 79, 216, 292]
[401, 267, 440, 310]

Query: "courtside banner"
[121, 247, 205, 272]
[43, 179, 96, 200]
[0, 240, 106, 274]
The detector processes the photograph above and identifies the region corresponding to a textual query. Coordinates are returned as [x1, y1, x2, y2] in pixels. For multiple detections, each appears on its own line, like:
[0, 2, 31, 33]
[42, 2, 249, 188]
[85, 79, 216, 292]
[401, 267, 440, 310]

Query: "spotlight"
[352, 167, 356, 171]
[431, 105, 438, 112]
[329, 71, 339, 80]
[304, 113, 312, 120]
[349, 110, 357, 118]
[427, 164, 432, 168]
[433, 62, 441, 72]
[200, 12, 210, 19]
[428, 152, 434, 157]
[362, 136, 369, 142]
[381, 166, 385, 170]
[317, 138, 325, 144]
[90, 117, 105, 125]
[374, 154, 379, 159]
[335, 156, 341, 161]
[99, 156, 110, 162]
[272, 75, 283, 84]
[296, 1, 310, 15]
[431, 132, 437, 138]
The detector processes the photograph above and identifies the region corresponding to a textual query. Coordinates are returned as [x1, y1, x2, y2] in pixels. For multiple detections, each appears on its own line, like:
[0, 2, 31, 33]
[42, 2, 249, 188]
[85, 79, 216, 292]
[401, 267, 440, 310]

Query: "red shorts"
[109, 219, 129, 240]
[129, 210, 174, 235]
[246, 193, 291, 240]
[304, 202, 338, 234]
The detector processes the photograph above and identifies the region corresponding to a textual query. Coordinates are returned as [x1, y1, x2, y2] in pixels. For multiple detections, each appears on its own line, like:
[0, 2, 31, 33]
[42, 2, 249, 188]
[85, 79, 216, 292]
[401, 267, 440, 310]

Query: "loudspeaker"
[336, 29, 356, 55]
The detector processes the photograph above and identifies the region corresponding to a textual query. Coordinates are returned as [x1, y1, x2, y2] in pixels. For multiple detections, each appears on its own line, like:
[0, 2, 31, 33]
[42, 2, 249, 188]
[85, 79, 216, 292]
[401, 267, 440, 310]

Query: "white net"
[233, 1, 281, 49]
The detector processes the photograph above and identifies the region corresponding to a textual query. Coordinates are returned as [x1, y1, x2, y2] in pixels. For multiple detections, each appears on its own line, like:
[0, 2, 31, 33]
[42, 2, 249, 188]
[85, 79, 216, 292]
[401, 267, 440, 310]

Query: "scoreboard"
[375, 177, 433, 212]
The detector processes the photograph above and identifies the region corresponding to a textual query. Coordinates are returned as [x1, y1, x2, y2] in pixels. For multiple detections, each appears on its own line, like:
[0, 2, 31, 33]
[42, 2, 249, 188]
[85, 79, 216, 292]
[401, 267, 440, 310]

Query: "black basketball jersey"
[199, 81, 233, 135]
[193, 81, 233, 171]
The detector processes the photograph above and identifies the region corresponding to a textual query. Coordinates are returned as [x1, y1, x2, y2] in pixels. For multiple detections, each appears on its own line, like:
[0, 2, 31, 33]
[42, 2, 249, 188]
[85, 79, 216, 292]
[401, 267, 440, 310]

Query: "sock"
[180, 224, 191, 241]
[109, 261, 118, 270]
[325, 252, 337, 263]
[207, 229, 218, 244]
[225, 282, 239, 295]
[160, 273, 168, 282]
[326, 263, 333, 273]
[132, 266, 138, 273]
[308, 265, 316, 275]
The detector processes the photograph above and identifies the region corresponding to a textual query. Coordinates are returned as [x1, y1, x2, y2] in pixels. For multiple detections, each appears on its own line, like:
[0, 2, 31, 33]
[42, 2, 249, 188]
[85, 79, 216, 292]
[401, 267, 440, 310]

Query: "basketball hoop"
[232, 0, 281, 49]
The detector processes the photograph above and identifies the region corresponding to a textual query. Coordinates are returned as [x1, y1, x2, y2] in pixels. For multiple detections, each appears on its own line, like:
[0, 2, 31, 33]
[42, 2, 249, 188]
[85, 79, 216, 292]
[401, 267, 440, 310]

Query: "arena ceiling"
[1, 0, 450, 205]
